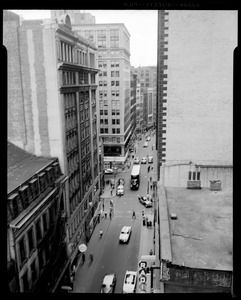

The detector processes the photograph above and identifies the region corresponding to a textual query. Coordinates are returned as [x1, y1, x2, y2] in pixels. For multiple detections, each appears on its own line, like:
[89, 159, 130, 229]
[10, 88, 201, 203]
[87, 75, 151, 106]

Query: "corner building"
[71, 21, 131, 168]
[4, 11, 102, 291]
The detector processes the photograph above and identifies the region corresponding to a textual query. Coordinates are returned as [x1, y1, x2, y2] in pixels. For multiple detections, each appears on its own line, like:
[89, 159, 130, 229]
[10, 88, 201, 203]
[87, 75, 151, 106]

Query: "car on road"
[116, 184, 124, 196]
[101, 274, 117, 293]
[123, 271, 137, 293]
[133, 157, 140, 164]
[146, 136, 151, 141]
[105, 168, 114, 174]
[117, 178, 125, 186]
[119, 226, 132, 243]
[148, 156, 153, 163]
[138, 196, 153, 208]
[141, 157, 147, 164]
[143, 142, 148, 147]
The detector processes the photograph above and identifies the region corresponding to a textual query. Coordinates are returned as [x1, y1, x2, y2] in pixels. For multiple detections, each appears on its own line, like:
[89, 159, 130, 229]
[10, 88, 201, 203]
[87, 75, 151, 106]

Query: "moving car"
[118, 178, 125, 185]
[146, 136, 151, 141]
[138, 196, 153, 208]
[133, 157, 140, 164]
[148, 156, 153, 163]
[123, 271, 137, 293]
[116, 184, 124, 196]
[141, 157, 147, 164]
[143, 142, 148, 147]
[101, 274, 116, 293]
[119, 226, 132, 243]
[105, 168, 114, 174]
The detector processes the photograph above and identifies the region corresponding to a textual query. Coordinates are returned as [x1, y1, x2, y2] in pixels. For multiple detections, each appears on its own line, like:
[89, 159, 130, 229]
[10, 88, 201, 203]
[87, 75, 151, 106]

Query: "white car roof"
[121, 226, 131, 232]
[103, 274, 115, 285]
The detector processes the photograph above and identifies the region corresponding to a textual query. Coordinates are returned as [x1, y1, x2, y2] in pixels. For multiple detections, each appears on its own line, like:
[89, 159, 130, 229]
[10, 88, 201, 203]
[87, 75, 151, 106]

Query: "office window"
[100, 110, 103, 115]
[104, 100, 108, 106]
[112, 119, 116, 125]
[31, 260, 37, 284]
[111, 81, 115, 86]
[103, 71, 107, 77]
[116, 81, 119, 86]
[105, 128, 108, 133]
[100, 128, 104, 134]
[112, 128, 116, 134]
[116, 109, 120, 115]
[103, 81, 107, 86]
[28, 227, 35, 253]
[99, 81, 103, 86]
[19, 237, 26, 264]
[104, 110, 108, 115]
[117, 128, 120, 134]
[35, 219, 42, 242]
[112, 109, 115, 115]
[104, 119, 108, 125]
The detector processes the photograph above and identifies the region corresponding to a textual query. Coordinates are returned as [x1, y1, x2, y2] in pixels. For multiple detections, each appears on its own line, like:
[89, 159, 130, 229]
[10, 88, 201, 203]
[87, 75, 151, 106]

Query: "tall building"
[135, 66, 157, 132]
[66, 14, 131, 169]
[130, 68, 137, 136]
[7, 142, 68, 292]
[156, 10, 237, 182]
[4, 10, 102, 291]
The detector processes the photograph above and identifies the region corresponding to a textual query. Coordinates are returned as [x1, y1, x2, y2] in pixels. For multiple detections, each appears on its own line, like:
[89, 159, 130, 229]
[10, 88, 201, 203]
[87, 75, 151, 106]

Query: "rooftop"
[165, 187, 232, 271]
[7, 142, 56, 194]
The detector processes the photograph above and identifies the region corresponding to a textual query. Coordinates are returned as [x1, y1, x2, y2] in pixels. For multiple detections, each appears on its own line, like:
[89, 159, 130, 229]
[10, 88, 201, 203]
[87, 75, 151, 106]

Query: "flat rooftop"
[8, 142, 55, 193]
[165, 187, 232, 271]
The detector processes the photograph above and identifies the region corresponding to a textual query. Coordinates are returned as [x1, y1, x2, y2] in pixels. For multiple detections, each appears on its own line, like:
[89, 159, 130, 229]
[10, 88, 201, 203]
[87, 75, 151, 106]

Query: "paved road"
[72, 133, 156, 293]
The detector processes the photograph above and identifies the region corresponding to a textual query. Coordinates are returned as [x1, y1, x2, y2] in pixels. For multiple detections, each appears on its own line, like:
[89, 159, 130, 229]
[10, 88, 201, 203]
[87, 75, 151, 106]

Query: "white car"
[148, 156, 153, 163]
[119, 226, 131, 243]
[123, 271, 137, 293]
[146, 136, 151, 141]
[101, 274, 116, 293]
[141, 157, 147, 164]
[105, 168, 113, 174]
[116, 185, 124, 196]
[143, 142, 148, 147]
[133, 157, 140, 164]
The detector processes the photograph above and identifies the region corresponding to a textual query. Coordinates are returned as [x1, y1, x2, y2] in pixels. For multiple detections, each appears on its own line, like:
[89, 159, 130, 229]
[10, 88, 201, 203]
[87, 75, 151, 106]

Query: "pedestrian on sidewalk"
[102, 202, 105, 211]
[150, 176, 152, 182]
[110, 189, 113, 196]
[149, 249, 153, 255]
[132, 210, 136, 219]
[82, 253, 85, 263]
[104, 210, 107, 219]
[109, 210, 112, 219]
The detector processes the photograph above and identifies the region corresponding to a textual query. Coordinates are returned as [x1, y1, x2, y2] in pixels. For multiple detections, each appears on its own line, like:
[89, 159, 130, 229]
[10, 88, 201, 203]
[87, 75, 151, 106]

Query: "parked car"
[101, 274, 116, 293]
[123, 271, 137, 293]
[105, 168, 114, 174]
[116, 185, 124, 196]
[133, 157, 140, 164]
[119, 226, 132, 243]
[141, 157, 147, 164]
[146, 136, 151, 141]
[143, 142, 148, 147]
[118, 178, 125, 185]
[148, 156, 153, 163]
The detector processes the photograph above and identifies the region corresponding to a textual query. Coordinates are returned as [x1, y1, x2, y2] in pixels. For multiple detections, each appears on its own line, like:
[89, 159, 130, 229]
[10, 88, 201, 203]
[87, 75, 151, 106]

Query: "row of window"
[100, 118, 120, 125]
[100, 109, 120, 116]
[100, 128, 121, 134]
[98, 50, 121, 58]
[67, 151, 79, 175]
[102, 137, 121, 143]
[98, 61, 120, 68]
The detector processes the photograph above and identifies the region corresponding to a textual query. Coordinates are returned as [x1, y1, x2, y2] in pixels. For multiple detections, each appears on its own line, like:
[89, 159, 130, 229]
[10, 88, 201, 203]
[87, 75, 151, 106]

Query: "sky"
[10, 10, 157, 68]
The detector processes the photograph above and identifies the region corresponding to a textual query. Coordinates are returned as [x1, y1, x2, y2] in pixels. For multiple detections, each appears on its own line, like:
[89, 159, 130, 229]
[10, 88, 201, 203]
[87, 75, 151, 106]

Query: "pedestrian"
[105, 210, 107, 219]
[103, 202, 105, 210]
[132, 210, 136, 219]
[97, 213, 100, 223]
[82, 253, 85, 263]
[142, 210, 144, 217]
[148, 166, 150, 172]
[150, 176, 152, 182]
[150, 184, 152, 190]
[110, 189, 113, 196]
[109, 210, 112, 219]
[149, 249, 153, 255]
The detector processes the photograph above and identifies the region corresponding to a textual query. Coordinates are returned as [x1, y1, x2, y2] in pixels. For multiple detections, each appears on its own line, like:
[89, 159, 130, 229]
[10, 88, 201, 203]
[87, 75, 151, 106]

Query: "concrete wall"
[164, 10, 237, 164]
[160, 163, 233, 189]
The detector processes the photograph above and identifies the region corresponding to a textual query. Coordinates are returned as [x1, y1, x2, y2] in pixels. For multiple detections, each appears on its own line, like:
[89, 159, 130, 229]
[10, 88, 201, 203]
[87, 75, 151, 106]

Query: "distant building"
[4, 10, 102, 291]
[156, 10, 237, 180]
[51, 10, 96, 24]
[7, 141, 67, 292]
[67, 18, 132, 168]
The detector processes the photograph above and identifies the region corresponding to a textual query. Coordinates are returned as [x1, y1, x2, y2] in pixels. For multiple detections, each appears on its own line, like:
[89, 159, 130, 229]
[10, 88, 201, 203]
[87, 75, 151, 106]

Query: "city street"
[72, 132, 157, 293]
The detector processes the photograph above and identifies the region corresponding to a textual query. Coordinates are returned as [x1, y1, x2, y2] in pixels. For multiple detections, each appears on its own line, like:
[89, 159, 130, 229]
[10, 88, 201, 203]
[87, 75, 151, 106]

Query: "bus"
[130, 165, 140, 190]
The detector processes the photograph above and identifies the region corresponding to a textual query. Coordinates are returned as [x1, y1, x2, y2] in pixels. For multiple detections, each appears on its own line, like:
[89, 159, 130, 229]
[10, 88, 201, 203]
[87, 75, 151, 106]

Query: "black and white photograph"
[5, 6, 237, 294]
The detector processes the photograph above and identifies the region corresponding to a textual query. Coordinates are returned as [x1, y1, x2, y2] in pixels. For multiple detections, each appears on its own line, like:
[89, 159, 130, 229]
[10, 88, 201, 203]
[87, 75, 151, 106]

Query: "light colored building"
[156, 10, 237, 179]
[4, 11, 102, 291]
[51, 10, 96, 24]
[70, 20, 131, 168]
